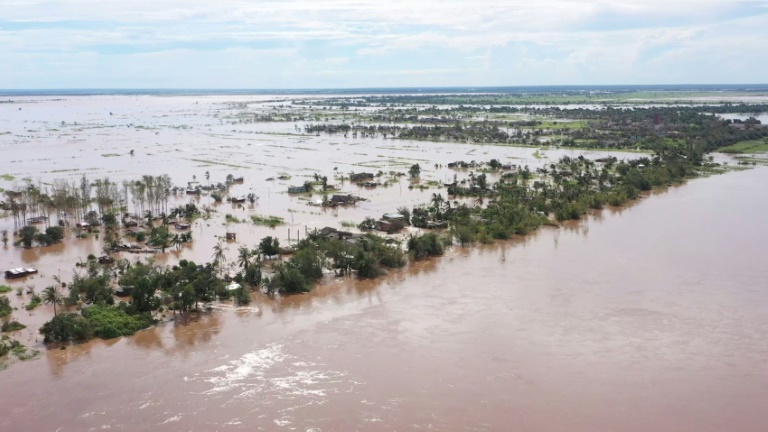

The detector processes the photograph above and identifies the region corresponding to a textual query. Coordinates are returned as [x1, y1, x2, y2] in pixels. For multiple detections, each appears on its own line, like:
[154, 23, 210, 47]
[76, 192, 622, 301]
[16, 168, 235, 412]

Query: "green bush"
[407, 232, 445, 259]
[233, 287, 251, 305]
[268, 263, 311, 294]
[25, 294, 42, 311]
[46, 226, 65, 243]
[453, 225, 476, 246]
[477, 229, 494, 244]
[40, 313, 95, 343]
[0, 296, 12, 317]
[353, 249, 384, 278]
[0, 337, 22, 357]
[81, 305, 154, 339]
[1, 321, 26, 332]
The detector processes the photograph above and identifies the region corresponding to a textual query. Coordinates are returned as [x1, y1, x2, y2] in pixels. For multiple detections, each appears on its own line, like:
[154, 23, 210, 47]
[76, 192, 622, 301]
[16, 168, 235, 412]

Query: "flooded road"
[1, 163, 766, 431]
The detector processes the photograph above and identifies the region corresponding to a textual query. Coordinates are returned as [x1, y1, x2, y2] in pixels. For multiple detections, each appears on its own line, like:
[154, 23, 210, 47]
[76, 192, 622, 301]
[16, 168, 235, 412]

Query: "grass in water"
[718, 138, 768, 154]
[225, 214, 245, 224]
[251, 214, 286, 228]
[1, 321, 26, 332]
[25, 294, 42, 311]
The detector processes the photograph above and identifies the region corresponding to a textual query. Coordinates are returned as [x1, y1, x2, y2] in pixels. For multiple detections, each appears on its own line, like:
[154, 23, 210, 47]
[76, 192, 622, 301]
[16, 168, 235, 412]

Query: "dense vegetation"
[402, 148, 708, 251]
[300, 100, 767, 154]
[36, 226, 409, 344]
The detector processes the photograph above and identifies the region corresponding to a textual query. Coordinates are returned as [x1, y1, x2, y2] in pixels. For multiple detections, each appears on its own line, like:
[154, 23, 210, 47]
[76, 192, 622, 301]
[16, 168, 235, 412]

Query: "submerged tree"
[42, 286, 61, 317]
[409, 163, 421, 178]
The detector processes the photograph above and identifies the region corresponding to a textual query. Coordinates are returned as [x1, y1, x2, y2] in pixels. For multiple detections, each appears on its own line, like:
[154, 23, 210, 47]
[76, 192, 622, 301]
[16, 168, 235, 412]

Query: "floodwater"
[2, 96, 768, 431]
[0, 94, 635, 327]
[718, 112, 768, 123]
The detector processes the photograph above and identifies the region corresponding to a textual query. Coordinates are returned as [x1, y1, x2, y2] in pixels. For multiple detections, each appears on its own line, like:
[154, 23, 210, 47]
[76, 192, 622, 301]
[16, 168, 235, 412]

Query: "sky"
[1, 0, 767, 89]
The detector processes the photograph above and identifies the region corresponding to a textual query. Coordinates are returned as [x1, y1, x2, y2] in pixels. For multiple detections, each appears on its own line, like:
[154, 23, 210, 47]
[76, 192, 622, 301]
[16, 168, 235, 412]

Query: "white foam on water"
[201, 344, 286, 394]
[194, 342, 361, 428]
[274, 418, 291, 427]
[159, 415, 181, 424]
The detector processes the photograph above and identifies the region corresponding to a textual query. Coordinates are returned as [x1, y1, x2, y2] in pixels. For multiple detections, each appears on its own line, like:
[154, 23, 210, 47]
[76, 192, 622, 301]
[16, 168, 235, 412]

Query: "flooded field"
[0, 94, 635, 332]
[1, 95, 767, 431]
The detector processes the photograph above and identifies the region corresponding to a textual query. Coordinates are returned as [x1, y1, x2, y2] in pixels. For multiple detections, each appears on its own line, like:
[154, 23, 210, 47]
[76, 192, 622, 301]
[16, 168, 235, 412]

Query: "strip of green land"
[719, 138, 768, 154]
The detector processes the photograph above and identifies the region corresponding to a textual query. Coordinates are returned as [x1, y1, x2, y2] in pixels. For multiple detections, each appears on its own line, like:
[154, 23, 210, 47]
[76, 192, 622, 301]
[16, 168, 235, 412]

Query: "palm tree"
[430, 193, 444, 212]
[172, 234, 183, 250]
[212, 242, 225, 268]
[237, 246, 252, 271]
[246, 192, 257, 205]
[42, 286, 60, 316]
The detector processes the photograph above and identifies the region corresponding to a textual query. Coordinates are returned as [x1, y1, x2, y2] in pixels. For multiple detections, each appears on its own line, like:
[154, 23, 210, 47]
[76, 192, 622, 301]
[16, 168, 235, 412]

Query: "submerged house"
[350, 172, 374, 183]
[123, 219, 139, 228]
[288, 185, 307, 194]
[382, 213, 405, 222]
[317, 226, 355, 240]
[5, 268, 38, 279]
[376, 213, 406, 233]
[26, 216, 48, 224]
[115, 285, 133, 297]
[330, 194, 363, 206]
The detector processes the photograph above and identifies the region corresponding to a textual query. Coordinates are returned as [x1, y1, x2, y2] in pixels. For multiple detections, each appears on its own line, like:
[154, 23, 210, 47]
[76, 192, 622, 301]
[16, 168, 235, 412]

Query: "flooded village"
[2, 89, 768, 431]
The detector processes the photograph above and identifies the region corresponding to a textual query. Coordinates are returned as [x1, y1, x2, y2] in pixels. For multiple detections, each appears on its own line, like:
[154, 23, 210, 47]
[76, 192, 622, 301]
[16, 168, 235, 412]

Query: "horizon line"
[2, 84, 768, 91]
[3, 84, 768, 98]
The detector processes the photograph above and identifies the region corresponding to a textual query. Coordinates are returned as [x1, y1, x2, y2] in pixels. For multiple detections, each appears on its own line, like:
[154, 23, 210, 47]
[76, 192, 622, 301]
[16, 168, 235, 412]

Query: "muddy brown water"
[0, 166, 765, 431]
[1, 96, 768, 431]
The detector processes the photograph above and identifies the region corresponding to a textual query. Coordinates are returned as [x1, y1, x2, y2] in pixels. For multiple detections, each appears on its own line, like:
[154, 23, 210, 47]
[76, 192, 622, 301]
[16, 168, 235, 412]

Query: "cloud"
[1, 0, 767, 87]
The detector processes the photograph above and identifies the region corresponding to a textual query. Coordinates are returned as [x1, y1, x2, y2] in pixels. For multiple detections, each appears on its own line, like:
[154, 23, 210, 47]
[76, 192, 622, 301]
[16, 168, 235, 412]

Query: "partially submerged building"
[376, 213, 406, 233]
[4, 268, 38, 279]
[329, 194, 363, 206]
[350, 172, 374, 183]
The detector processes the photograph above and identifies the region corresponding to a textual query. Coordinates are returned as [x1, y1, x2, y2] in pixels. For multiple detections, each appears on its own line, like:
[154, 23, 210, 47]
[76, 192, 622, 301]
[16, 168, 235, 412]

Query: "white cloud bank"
[1, 0, 766, 87]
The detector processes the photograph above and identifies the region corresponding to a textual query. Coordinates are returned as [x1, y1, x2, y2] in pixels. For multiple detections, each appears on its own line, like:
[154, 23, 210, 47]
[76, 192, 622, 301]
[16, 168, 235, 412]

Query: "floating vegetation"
[718, 138, 768, 154]
[183, 158, 249, 169]
[225, 214, 245, 224]
[1, 321, 26, 332]
[251, 214, 286, 227]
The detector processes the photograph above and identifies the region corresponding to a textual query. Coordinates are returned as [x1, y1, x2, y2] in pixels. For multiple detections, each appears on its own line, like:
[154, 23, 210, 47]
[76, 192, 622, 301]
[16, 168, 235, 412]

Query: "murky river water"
[1, 163, 767, 430]
[2, 96, 768, 431]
